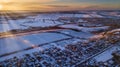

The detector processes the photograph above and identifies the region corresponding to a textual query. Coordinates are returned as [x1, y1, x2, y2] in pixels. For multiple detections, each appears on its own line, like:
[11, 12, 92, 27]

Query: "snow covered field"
[0, 32, 70, 56]
[59, 24, 109, 32]
[0, 13, 111, 60]
[0, 28, 98, 62]
[0, 13, 104, 33]
[0, 11, 120, 67]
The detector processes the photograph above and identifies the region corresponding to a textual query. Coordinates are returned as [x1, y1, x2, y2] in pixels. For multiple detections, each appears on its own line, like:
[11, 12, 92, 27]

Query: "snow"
[0, 11, 120, 65]
[90, 14, 103, 18]
[59, 24, 109, 32]
[31, 13, 98, 20]
[0, 32, 70, 56]
[0, 38, 85, 61]
[22, 20, 62, 28]
[109, 28, 120, 33]
[93, 45, 120, 62]
[77, 19, 87, 22]
[0, 46, 46, 61]
[82, 26, 109, 32]
[0, 19, 28, 32]
[0, 13, 104, 33]
[58, 29, 93, 39]
[80, 23, 102, 27]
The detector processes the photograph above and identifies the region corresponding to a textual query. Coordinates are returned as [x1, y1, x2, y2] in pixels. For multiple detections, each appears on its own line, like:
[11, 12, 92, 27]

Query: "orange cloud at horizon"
[0, 0, 120, 11]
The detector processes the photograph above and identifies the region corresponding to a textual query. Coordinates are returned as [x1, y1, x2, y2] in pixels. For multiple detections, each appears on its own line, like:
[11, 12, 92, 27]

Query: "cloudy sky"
[0, 0, 120, 11]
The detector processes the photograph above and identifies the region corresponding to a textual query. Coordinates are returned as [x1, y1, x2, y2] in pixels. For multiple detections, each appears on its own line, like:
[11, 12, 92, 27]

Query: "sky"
[0, 0, 120, 11]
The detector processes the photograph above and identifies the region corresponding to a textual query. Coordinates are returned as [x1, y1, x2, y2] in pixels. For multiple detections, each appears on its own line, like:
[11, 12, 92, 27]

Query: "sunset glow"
[0, 0, 120, 11]
[0, 5, 3, 10]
